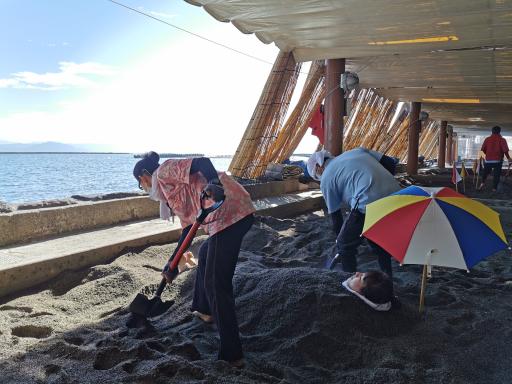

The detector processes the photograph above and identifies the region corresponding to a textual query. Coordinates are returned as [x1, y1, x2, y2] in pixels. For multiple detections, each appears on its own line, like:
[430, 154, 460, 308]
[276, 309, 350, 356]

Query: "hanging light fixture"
[419, 111, 429, 121]
[341, 71, 359, 93]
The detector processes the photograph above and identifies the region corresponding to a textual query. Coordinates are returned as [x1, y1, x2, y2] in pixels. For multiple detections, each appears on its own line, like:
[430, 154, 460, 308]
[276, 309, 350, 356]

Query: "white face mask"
[148, 173, 165, 202]
[147, 173, 174, 222]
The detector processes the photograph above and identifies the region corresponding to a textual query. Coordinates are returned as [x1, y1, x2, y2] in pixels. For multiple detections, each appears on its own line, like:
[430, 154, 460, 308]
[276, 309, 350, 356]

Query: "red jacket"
[481, 134, 511, 161]
[309, 106, 324, 145]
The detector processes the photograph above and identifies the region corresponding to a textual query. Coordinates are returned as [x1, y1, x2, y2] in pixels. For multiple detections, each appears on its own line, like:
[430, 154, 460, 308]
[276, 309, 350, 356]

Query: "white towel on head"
[307, 149, 332, 181]
[342, 278, 391, 312]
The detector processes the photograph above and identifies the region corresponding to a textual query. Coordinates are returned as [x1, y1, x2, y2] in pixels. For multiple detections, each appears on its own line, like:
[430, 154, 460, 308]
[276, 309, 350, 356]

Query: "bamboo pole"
[229, 51, 301, 178]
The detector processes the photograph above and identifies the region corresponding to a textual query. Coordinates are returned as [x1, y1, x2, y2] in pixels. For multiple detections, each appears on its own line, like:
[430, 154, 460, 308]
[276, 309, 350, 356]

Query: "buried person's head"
[346, 271, 393, 305]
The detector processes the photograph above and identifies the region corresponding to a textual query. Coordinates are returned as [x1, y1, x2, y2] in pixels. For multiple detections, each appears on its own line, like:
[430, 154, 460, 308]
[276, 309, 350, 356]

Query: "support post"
[406, 102, 421, 175]
[453, 133, 458, 163]
[438, 121, 447, 169]
[324, 59, 345, 156]
[447, 126, 453, 166]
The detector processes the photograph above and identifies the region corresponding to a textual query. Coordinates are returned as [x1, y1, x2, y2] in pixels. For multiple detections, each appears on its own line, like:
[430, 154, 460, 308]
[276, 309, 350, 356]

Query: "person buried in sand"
[133, 151, 255, 368]
[342, 271, 394, 311]
[307, 147, 401, 277]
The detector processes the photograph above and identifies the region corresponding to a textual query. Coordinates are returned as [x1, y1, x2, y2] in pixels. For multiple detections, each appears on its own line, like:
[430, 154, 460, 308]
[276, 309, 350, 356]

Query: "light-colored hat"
[307, 149, 332, 181]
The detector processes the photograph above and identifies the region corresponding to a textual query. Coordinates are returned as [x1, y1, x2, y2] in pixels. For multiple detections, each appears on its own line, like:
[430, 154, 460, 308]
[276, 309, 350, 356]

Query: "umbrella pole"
[419, 264, 428, 312]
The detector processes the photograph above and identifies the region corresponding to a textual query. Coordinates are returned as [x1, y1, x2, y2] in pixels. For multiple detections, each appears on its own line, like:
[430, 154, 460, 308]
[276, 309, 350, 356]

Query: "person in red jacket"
[479, 126, 511, 191]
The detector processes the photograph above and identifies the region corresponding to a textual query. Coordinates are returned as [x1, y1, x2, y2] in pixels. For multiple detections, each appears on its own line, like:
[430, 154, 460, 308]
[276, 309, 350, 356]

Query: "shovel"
[128, 195, 224, 322]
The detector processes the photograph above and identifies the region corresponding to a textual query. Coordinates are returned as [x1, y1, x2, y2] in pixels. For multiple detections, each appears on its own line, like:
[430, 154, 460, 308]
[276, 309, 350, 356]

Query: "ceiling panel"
[185, 0, 512, 132]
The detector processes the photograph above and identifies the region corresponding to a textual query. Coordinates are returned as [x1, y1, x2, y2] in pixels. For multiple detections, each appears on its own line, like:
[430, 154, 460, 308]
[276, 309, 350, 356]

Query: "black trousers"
[191, 214, 254, 362]
[335, 208, 393, 278]
[481, 161, 503, 190]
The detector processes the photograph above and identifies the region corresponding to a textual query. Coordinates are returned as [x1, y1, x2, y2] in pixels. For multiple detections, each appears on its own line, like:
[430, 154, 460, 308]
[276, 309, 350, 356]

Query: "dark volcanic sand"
[1, 201, 512, 383]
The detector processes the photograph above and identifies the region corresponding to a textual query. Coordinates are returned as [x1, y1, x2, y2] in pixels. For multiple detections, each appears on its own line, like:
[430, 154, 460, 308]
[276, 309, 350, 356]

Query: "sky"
[0, 0, 318, 154]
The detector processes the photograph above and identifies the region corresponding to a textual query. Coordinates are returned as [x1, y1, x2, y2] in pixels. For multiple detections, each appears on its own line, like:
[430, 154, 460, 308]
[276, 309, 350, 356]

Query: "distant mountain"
[0, 141, 115, 153]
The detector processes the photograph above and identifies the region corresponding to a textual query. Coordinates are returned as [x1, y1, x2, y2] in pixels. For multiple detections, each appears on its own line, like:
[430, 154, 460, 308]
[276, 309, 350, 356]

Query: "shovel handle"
[158, 198, 224, 294]
[155, 277, 167, 297]
[168, 221, 202, 272]
[167, 198, 224, 273]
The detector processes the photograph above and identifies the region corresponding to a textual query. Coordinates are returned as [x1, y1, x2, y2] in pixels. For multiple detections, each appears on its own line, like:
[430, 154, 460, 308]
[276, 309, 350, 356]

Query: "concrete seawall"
[0, 179, 313, 248]
[0, 187, 324, 298]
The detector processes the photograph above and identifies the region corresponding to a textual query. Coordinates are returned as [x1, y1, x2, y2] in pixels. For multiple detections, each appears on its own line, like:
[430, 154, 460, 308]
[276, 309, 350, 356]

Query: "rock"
[15, 199, 76, 210]
[0, 201, 12, 213]
[71, 192, 145, 201]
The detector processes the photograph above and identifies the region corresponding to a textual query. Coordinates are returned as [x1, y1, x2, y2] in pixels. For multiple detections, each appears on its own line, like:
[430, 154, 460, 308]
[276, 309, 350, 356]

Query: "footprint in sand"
[28, 311, 54, 318]
[45, 364, 61, 375]
[121, 359, 137, 373]
[0, 305, 33, 313]
[11, 325, 53, 339]
[93, 344, 154, 370]
[446, 311, 475, 326]
[167, 342, 201, 361]
[93, 347, 135, 370]
[64, 335, 85, 346]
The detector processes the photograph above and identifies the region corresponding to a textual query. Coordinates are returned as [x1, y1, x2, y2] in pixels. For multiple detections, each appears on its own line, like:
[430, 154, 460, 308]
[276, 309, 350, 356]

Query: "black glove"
[203, 179, 225, 202]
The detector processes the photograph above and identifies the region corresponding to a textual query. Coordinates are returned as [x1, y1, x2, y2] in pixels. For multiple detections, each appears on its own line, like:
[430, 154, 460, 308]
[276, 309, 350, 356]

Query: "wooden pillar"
[453, 133, 458, 163]
[406, 102, 421, 175]
[447, 126, 453, 165]
[438, 121, 447, 169]
[324, 59, 345, 156]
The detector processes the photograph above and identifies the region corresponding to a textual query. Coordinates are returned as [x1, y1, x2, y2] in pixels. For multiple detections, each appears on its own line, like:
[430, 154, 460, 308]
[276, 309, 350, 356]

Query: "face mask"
[148, 173, 166, 202]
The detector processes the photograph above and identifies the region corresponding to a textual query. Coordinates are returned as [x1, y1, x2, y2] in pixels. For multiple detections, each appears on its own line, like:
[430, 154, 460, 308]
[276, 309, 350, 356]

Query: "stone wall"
[0, 179, 314, 247]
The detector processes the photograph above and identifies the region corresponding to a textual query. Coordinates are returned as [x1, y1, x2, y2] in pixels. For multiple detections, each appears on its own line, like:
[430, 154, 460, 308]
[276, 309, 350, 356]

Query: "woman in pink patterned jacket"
[133, 151, 255, 367]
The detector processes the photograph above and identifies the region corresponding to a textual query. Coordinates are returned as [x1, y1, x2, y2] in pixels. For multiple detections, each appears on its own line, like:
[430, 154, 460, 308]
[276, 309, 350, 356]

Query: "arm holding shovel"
[161, 185, 225, 284]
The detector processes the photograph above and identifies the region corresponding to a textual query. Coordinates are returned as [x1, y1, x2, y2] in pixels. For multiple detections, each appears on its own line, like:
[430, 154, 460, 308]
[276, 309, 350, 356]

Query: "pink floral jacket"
[155, 159, 255, 235]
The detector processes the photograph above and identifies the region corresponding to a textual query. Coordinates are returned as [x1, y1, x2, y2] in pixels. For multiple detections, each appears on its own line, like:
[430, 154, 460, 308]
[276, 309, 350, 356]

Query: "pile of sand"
[1, 208, 512, 383]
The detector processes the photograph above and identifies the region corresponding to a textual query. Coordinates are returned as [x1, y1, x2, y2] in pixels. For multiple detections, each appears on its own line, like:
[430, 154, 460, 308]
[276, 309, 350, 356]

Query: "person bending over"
[307, 147, 401, 277]
[133, 152, 255, 367]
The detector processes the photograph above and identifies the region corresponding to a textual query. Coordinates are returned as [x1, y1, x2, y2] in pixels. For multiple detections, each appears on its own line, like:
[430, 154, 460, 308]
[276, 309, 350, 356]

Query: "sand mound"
[1, 210, 512, 383]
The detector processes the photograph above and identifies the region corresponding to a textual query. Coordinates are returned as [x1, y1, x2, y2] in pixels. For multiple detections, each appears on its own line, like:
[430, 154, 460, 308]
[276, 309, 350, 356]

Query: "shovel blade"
[129, 293, 153, 317]
[128, 293, 174, 318]
[148, 297, 174, 317]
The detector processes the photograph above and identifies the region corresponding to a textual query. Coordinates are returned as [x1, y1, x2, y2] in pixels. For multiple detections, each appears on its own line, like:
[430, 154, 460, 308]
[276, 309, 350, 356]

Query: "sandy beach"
[1, 179, 512, 383]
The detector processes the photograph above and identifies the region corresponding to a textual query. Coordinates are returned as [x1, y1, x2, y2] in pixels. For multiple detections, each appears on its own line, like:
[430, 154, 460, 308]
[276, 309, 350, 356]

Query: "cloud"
[136, 6, 175, 19]
[0, 62, 116, 90]
[148, 10, 176, 19]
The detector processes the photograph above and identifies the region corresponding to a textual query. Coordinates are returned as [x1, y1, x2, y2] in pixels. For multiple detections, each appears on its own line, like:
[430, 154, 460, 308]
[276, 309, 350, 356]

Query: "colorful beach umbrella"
[362, 186, 509, 310]
[363, 186, 508, 270]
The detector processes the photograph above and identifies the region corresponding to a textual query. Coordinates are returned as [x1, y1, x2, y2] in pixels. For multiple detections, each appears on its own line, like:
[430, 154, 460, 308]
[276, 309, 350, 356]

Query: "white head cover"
[307, 149, 332, 181]
[342, 278, 391, 312]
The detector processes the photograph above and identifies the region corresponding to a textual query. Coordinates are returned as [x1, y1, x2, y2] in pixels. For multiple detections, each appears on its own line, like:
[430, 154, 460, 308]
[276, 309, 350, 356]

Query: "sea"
[0, 153, 233, 204]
